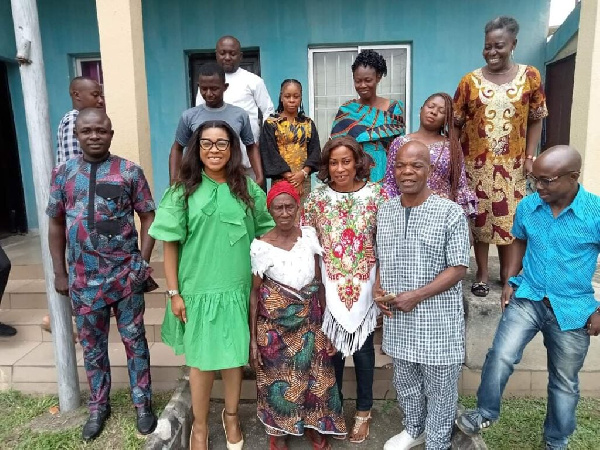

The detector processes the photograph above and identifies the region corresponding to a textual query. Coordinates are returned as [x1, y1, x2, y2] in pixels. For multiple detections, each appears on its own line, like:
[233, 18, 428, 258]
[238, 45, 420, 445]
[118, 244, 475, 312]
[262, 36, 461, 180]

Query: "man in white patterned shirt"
[375, 140, 470, 450]
[56, 77, 105, 165]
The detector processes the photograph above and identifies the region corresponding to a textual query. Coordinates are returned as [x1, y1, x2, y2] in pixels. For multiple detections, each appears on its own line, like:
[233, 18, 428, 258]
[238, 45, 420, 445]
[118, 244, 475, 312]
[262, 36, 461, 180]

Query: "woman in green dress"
[149, 120, 274, 450]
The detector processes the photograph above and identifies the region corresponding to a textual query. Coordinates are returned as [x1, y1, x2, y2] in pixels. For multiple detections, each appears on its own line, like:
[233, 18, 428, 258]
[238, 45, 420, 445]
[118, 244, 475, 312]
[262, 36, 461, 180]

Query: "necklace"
[485, 63, 515, 76]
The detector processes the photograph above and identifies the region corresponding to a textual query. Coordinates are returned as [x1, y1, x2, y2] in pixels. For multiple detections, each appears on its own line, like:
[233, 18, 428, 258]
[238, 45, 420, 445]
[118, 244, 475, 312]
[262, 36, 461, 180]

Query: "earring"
[511, 49, 514, 59]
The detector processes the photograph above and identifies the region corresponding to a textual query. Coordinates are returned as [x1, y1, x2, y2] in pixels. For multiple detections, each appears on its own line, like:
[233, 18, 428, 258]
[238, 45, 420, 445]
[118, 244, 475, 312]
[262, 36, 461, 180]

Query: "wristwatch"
[166, 289, 179, 298]
[525, 155, 536, 161]
[302, 169, 310, 179]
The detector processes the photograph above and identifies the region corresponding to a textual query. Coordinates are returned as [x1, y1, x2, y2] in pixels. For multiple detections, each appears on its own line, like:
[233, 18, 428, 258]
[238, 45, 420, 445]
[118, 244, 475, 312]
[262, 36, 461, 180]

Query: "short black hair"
[351, 49, 387, 77]
[485, 16, 520, 39]
[198, 62, 226, 83]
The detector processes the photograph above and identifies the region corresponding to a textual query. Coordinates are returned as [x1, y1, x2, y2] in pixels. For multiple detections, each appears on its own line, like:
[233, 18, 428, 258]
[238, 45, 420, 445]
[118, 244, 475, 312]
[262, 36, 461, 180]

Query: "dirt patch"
[28, 406, 88, 433]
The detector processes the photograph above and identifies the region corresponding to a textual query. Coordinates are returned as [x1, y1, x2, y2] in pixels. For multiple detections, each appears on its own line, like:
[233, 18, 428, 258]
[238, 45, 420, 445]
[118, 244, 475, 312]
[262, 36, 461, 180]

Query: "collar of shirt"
[531, 184, 586, 221]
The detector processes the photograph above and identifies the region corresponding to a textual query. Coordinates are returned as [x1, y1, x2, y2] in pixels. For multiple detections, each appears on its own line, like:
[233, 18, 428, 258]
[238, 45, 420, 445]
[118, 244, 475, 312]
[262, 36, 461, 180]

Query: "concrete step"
[2, 278, 168, 310]
[0, 307, 383, 348]
[0, 339, 394, 398]
[0, 340, 185, 394]
[0, 308, 168, 343]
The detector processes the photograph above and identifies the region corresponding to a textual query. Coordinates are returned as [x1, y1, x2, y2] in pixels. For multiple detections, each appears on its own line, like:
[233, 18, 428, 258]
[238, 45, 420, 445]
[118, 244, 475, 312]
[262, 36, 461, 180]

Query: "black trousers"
[0, 244, 11, 307]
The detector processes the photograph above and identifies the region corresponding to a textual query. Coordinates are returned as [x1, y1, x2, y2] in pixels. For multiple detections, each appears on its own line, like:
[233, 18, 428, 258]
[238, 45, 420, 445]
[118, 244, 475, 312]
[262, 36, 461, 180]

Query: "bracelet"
[525, 155, 536, 161]
[302, 169, 309, 179]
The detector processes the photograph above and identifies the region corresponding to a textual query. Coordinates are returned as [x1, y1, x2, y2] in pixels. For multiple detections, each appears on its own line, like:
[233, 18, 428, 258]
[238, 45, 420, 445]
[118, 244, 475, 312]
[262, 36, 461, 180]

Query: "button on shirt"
[509, 185, 600, 330]
[46, 154, 156, 314]
[376, 195, 470, 365]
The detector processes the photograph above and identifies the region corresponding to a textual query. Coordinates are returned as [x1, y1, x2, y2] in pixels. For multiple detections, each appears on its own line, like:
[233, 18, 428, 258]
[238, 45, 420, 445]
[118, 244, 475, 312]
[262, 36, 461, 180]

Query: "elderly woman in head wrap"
[249, 181, 347, 450]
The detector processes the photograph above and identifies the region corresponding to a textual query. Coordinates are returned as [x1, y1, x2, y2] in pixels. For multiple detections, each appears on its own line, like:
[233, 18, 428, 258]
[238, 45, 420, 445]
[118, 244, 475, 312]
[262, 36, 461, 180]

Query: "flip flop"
[471, 282, 490, 297]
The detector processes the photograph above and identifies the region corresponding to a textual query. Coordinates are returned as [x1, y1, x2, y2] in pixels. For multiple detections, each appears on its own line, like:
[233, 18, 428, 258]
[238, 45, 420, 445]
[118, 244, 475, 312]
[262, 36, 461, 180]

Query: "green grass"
[0, 389, 172, 450]
[460, 396, 600, 450]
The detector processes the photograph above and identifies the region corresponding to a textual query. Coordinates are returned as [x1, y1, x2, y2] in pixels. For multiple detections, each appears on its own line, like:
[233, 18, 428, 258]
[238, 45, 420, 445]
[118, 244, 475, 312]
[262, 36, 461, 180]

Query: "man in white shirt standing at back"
[197, 35, 274, 184]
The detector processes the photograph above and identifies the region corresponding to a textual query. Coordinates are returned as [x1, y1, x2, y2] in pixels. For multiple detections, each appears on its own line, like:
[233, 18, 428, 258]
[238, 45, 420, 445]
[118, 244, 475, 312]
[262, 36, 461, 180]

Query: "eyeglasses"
[199, 138, 230, 152]
[527, 171, 580, 189]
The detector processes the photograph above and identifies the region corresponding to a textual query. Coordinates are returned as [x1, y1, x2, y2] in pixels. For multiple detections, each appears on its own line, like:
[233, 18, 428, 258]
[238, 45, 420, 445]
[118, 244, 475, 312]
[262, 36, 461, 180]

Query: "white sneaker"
[383, 430, 426, 450]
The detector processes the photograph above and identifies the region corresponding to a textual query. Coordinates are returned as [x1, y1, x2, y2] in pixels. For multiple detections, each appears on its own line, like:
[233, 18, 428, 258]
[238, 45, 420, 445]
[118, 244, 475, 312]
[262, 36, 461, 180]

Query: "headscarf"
[266, 180, 300, 209]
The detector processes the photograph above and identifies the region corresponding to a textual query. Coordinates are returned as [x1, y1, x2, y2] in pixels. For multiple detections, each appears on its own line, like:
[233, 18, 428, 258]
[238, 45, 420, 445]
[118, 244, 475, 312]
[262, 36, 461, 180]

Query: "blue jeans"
[332, 332, 375, 411]
[477, 297, 590, 449]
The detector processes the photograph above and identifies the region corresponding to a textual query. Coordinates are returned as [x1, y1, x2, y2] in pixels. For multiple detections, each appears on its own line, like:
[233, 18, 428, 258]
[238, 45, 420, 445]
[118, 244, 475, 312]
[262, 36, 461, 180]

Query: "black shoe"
[82, 405, 111, 441]
[0, 322, 17, 337]
[136, 405, 157, 435]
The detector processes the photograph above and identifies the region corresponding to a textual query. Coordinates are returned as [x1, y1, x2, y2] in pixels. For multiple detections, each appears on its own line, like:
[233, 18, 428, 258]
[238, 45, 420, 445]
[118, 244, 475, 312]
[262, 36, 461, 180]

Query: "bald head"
[69, 76, 104, 110]
[396, 140, 431, 165]
[216, 35, 242, 73]
[535, 145, 582, 174]
[75, 108, 112, 130]
[394, 139, 432, 198]
[216, 35, 241, 49]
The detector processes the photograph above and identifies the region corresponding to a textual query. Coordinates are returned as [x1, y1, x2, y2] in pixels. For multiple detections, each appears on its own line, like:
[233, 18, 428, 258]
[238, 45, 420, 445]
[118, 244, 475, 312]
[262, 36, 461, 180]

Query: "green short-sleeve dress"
[149, 173, 274, 370]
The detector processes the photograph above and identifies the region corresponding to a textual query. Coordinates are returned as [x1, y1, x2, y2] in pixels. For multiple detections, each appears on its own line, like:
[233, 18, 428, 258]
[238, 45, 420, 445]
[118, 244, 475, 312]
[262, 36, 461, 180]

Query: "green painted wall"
[2, 0, 551, 226]
[142, 0, 551, 200]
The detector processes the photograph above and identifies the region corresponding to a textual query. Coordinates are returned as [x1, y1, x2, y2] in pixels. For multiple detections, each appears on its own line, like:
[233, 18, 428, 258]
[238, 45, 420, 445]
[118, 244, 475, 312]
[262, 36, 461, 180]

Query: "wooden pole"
[10, 0, 80, 411]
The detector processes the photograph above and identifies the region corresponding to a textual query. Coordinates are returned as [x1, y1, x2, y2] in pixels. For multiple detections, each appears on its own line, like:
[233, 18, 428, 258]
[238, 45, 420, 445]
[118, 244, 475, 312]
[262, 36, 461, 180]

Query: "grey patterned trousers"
[393, 358, 461, 450]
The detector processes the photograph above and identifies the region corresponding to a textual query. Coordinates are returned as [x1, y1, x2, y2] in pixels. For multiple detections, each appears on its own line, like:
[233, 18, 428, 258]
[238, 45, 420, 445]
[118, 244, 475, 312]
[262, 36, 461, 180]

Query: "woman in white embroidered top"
[249, 180, 346, 450]
[301, 136, 387, 443]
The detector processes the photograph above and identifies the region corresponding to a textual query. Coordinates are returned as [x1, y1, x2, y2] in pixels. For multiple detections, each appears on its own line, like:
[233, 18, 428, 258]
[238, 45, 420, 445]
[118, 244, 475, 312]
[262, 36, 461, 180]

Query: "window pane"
[79, 60, 104, 88]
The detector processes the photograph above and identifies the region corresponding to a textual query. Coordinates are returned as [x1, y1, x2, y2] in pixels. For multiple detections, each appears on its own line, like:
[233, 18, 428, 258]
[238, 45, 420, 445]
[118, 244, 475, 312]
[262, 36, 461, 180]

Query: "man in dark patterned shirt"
[47, 108, 157, 441]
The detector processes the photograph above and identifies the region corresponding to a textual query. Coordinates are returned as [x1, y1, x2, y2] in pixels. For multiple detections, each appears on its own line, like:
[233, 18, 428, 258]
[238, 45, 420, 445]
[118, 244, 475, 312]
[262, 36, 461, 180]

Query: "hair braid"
[425, 92, 463, 201]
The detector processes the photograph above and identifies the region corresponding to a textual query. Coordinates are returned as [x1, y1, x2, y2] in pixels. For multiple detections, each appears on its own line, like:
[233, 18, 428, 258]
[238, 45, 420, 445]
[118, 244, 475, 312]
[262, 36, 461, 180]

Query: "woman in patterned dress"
[250, 181, 347, 450]
[330, 50, 405, 182]
[260, 79, 321, 200]
[383, 92, 477, 218]
[301, 136, 387, 443]
[453, 16, 548, 297]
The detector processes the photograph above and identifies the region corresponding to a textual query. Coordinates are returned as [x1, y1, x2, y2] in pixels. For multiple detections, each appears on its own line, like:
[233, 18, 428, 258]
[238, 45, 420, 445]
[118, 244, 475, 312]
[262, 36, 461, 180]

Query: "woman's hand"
[170, 294, 187, 323]
[373, 282, 392, 318]
[289, 171, 305, 190]
[249, 339, 263, 370]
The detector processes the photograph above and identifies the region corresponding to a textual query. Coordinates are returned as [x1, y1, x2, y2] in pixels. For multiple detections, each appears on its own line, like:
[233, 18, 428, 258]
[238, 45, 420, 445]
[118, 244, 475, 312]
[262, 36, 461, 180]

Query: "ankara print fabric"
[254, 277, 347, 437]
[453, 65, 548, 244]
[331, 100, 405, 182]
[46, 154, 155, 314]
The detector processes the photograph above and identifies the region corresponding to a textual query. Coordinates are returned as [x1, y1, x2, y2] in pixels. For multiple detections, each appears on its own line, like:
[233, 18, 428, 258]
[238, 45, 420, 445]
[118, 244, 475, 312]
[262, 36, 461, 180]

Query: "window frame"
[72, 55, 103, 87]
[307, 43, 412, 135]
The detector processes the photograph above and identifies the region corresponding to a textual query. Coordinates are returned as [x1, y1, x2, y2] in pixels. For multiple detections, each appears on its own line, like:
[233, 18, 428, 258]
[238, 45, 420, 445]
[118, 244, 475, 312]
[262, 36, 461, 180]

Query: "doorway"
[543, 54, 576, 150]
[0, 62, 27, 236]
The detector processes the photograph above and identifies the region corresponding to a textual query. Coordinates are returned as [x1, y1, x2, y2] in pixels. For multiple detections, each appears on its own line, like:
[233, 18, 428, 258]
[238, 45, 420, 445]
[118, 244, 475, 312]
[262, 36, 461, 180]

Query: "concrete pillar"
[95, 0, 153, 188]
[570, 0, 600, 194]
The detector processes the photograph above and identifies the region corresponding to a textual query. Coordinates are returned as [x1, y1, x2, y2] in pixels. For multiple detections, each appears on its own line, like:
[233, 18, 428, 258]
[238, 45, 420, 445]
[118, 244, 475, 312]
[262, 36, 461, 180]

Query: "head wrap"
[266, 180, 300, 209]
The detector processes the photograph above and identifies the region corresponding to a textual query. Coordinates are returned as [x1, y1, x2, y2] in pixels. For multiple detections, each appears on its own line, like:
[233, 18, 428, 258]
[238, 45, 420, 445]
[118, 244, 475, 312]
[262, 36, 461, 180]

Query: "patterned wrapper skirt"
[256, 277, 347, 437]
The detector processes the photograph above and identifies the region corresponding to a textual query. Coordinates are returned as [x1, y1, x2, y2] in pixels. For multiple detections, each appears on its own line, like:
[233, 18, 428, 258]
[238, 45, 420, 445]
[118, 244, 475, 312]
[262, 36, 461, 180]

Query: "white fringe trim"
[322, 303, 379, 357]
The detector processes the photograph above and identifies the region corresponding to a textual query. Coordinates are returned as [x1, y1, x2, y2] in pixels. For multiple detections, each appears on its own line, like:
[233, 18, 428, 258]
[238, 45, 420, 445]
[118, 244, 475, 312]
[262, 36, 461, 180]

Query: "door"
[0, 62, 27, 236]
[189, 49, 261, 107]
[543, 54, 576, 150]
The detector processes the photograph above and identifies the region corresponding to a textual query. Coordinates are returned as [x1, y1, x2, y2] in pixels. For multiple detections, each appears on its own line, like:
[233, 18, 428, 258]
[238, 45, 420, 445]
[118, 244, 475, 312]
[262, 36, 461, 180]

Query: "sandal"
[222, 409, 244, 450]
[349, 413, 371, 444]
[306, 429, 331, 449]
[269, 435, 289, 450]
[471, 282, 490, 298]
